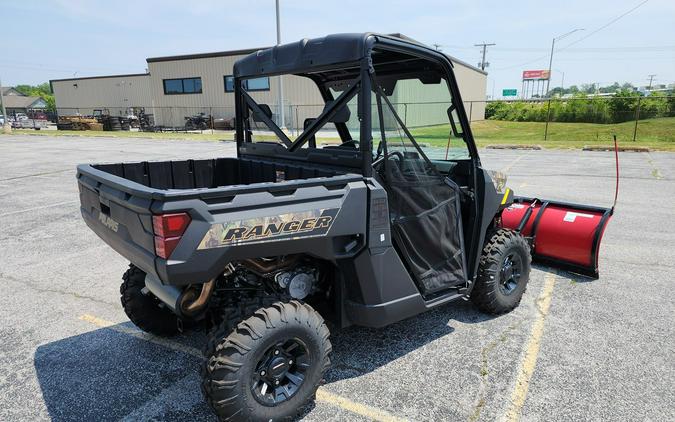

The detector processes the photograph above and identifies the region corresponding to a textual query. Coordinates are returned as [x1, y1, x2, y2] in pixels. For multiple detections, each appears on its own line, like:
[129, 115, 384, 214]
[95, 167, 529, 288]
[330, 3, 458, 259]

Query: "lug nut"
[274, 350, 280, 355]
[260, 370, 266, 376]
[275, 380, 280, 385]
[289, 360, 293, 365]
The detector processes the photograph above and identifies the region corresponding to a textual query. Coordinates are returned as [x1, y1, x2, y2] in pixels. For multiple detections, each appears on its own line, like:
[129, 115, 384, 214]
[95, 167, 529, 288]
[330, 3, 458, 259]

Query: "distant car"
[15, 113, 29, 121]
[29, 111, 48, 120]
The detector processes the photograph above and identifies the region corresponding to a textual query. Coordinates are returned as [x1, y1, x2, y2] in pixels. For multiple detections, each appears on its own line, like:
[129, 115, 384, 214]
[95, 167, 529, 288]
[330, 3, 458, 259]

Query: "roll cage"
[233, 33, 481, 177]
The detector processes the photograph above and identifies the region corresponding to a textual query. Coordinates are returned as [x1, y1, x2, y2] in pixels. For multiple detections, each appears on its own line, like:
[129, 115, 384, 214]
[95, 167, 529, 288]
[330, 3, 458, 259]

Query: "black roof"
[233, 33, 486, 79]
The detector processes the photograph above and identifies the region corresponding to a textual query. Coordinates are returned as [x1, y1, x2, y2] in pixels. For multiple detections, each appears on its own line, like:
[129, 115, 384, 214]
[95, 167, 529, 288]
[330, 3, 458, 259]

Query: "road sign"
[503, 89, 517, 97]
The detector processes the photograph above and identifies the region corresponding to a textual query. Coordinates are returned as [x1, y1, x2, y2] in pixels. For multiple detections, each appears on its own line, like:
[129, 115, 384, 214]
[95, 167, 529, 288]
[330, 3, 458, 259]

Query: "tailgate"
[77, 166, 157, 277]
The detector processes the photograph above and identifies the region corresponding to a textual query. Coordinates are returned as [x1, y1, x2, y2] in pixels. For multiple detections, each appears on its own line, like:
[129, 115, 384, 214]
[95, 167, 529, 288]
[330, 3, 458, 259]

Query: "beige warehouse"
[51, 37, 487, 129]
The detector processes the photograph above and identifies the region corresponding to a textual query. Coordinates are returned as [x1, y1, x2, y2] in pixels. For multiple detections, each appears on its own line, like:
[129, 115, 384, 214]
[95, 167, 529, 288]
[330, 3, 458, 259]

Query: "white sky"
[2, 0, 673, 98]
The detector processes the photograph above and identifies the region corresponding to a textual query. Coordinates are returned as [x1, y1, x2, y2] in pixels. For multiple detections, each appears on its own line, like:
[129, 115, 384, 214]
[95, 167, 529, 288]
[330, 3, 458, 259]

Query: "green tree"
[14, 83, 55, 112]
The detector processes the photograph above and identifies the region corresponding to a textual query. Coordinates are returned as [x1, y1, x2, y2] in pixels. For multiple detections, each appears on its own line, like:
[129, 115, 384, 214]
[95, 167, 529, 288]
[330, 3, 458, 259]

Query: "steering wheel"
[340, 139, 359, 149]
[373, 150, 405, 172]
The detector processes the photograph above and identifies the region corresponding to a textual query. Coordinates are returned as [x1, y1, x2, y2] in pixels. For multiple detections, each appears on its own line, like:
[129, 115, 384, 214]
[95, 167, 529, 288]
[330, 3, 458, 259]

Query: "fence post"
[469, 101, 473, 121]
[544, 99, 552, 140]
[403, 103, 408, 126]
[632, 96, 641, 142]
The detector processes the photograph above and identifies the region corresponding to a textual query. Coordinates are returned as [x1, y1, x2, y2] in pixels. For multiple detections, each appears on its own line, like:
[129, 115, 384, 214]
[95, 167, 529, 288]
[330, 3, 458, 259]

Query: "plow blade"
[501, 197, 613, 278]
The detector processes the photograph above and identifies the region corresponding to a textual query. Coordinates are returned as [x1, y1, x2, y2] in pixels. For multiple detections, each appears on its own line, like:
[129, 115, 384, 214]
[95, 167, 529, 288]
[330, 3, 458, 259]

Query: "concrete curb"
[486, 144, 542, 150]
[582, 145, 650, 152]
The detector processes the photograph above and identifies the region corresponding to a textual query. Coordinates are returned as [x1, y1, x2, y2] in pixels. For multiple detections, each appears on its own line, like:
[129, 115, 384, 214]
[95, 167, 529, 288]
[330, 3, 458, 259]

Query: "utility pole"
[647, 74, 656, 89]
[474, 43, 495, 71]
[546, 28, 584, 97]
[275, 0, 285, 129]
[0, 77, 10, 133]
[432, 43, 442, 51]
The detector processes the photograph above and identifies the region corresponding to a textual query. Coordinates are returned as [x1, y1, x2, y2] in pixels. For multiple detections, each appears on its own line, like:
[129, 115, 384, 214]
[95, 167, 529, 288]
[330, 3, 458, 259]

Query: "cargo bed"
[77, 156, 365, 285]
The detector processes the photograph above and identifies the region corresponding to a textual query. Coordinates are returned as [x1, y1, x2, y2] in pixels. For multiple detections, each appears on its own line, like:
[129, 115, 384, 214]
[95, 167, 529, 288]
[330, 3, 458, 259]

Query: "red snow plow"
[501, 198, 612, 278]
[500, 138, 619, 278]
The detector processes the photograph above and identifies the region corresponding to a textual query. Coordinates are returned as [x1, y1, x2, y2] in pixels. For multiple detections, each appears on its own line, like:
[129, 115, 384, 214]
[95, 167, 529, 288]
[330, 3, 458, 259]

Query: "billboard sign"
[522, 70, 550, 80]
[502, 89, 517, 97]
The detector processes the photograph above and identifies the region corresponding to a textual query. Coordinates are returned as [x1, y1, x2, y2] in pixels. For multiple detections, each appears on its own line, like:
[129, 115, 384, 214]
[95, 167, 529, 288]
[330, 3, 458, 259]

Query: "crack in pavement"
[468, 320, 525, 422]
[0, 169, 72, 182]
[646, 152, 664, 180]
[502, 273, 557, 422]
[0, 272, 117, 308]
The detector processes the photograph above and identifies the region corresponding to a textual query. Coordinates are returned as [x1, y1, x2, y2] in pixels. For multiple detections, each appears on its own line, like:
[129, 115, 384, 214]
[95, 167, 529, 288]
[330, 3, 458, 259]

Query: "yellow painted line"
[501, 188, 511, 205]
[80, 313, 406, 421]
[500, 153, 529, 174]
[316, 389, 408, 422]
[79, 314, 201, 358]
[503, 273, 557, 422]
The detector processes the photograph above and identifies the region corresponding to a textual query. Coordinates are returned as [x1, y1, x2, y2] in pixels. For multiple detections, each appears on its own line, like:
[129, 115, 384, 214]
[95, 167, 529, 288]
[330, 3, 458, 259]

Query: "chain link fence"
[54, 95, 673, 143]
[481, 95, 675, 142]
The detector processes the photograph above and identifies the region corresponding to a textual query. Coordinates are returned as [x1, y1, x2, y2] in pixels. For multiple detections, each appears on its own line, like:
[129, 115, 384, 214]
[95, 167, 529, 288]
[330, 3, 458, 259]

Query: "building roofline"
[49, 73, 149, 84]
[445, 54, 487, 75]
[146, 47, 267, 63]
[49, 73, 150, 93]
[385, 33, 487, 75]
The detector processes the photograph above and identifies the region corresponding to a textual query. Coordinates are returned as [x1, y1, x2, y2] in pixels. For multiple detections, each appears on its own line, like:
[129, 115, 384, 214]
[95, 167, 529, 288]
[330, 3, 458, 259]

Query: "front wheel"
[201, 301, 331, 421]
[471, 229, 531, 314]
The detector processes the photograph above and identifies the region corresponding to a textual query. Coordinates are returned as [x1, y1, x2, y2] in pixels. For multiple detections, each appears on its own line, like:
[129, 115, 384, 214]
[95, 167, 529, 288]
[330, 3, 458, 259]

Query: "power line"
[556, 0, 650, 53]
[493, 0, 652, 70]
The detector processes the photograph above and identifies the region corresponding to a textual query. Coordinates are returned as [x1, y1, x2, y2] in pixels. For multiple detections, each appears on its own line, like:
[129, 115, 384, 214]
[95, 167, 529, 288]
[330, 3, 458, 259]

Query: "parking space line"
[503, 273, 557, 422]
[79, 313, 407, 421]
[501, 152, 531, 174]
[316, 389, 408, 422]
[0, 200, 79, 218]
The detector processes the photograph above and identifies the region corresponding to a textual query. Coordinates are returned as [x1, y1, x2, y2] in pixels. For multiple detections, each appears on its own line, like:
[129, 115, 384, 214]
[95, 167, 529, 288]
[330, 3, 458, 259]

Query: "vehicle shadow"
[34, 300, 492, 421]
[532, 263, 597, 284]
[326, 299, 490, 382]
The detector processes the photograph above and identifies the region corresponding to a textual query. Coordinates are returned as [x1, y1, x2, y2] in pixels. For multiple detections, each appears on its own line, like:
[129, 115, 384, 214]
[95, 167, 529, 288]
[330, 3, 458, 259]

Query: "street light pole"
[275, 0, 285, 129]
[546, 28, 583, 97]
[0, 76, 10, 133]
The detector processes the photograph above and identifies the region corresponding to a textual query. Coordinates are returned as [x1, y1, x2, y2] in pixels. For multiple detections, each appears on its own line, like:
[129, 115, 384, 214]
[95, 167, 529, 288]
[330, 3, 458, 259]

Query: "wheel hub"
[267, 356, 289, 379]
[252, 338, 310, 406]
[500, 253, 522, 295]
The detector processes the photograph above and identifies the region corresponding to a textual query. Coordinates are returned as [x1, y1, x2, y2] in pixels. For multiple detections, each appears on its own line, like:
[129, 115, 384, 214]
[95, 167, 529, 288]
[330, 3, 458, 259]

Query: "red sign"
[522, 70, 550, 80]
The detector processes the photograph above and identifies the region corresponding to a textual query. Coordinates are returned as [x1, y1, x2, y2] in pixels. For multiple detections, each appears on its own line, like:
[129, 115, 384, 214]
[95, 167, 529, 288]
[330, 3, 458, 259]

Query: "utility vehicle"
[77, 33, 613, 421]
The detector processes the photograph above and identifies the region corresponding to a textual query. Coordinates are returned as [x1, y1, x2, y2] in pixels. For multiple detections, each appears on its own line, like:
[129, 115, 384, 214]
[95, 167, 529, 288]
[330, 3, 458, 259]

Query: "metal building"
[50, 74, 152, 118]
[51, 36, 487, 129]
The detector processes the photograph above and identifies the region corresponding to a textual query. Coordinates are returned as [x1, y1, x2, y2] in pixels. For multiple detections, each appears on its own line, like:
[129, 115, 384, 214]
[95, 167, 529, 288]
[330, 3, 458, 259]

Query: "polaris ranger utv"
[77, 33, 613, 421]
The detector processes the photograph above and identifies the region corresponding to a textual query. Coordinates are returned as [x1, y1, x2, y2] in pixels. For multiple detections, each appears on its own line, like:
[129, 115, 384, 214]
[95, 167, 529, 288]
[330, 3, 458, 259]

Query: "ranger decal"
[197, 208, 339, 249]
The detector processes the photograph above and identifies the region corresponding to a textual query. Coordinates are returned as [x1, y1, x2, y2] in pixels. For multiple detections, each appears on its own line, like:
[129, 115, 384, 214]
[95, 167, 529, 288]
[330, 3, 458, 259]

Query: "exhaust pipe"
[144, 273, 215, 317]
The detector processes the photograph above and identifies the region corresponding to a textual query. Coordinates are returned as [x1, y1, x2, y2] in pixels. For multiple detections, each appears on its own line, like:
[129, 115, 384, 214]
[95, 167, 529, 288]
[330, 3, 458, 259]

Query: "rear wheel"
[201, 300, 331, 421]
[471, 229, 531, 314]
[120, 264, 179, 336]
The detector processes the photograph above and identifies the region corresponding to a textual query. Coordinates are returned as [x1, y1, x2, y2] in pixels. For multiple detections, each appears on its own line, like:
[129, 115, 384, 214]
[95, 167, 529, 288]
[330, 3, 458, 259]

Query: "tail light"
[152, 212, 191, 259]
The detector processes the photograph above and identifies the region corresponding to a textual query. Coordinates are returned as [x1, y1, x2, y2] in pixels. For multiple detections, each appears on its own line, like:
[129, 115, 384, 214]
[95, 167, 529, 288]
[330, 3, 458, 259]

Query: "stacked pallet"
[57, 116, 99, 131]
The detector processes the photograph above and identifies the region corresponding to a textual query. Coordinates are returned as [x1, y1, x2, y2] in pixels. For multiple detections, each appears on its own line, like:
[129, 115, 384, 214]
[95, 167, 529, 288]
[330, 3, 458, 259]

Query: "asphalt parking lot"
[0, 134, 673, 422]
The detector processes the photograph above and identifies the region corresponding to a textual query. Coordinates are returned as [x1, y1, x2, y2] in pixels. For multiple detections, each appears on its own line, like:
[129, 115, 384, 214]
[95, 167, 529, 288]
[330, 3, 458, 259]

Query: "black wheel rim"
[499, 251, 523, 295]
[251, 338, 310, 406]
